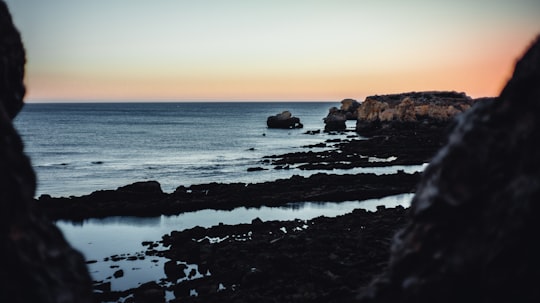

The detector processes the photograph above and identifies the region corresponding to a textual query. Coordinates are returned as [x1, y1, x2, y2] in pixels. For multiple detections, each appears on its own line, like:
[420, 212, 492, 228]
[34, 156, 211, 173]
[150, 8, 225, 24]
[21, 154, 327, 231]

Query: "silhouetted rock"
[0, 2, 93, 302]
[118, 180, 163, 194]
[153, 206, 409, 302]
[38, 172, 421, 220]
[133, 282, 165, 303]
[267, 110, 303, 129]
[358, 35, 540, 303]
[323, 106, 347, 131]
[165, 260, 187, 281]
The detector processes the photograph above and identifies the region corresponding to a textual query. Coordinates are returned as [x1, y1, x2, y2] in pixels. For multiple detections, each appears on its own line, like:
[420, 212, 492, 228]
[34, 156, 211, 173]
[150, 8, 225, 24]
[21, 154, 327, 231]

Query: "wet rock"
[323, 106, 347, 131]
[113, 269, 124, 278]
[165, 261, 187, 280]
[149, 206, 409, 302]
[358, 36, 540, 303]
[118, 180, 164, 195]
[0, 3, 93, 302]
[247, 166, 267, 172]
[267, 111, 303, 129]
[133, 282, 165, 303]
[38, 172, 421, 220]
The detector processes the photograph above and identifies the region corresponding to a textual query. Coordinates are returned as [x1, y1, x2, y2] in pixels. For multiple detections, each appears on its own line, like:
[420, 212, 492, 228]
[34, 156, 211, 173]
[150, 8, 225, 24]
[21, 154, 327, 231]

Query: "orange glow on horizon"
[8, 0, 539, 103]
[24, 46, 518, 103]
[23, 27, 536, 103]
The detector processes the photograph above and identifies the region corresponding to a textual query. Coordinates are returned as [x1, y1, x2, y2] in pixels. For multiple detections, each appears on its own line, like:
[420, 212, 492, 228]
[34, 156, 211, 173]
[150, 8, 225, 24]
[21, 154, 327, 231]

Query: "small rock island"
[267, 111, 303, 129]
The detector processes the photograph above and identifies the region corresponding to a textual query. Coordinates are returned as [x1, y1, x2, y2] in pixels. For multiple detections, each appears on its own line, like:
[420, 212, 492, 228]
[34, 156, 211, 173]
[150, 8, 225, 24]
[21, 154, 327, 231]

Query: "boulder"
[164, 260, 187, 281]
[267, 111, 303, 129]
[323, 107, 347, 131]
[117, 180, 164, 195]
[358, 35, 540, 303]
[322, 99, 360, 132]
[0, 2, 93, 302]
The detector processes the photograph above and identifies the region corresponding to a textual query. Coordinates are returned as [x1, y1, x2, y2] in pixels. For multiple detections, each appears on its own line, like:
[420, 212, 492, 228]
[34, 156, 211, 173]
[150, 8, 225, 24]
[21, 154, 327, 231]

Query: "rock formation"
[266, 110, 303, 129]
[358, 35, 540, 303]
[340, 98, 361, 120]
[0, 2, 94, 302]
[323, 98, 360, 132]
[355, 91, 479, 135]
[323, 106, 348, 131]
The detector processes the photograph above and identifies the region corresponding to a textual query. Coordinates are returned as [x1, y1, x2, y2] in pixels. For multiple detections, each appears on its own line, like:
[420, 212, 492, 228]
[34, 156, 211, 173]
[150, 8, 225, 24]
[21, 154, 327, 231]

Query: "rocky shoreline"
[95, 206, 409, 303]
[31, 88, 491, 303]
[3, 2, 539, 301]
[35, 119, 450, 302]
[36, 126, 439, 221]
[31, 91, 469, 302]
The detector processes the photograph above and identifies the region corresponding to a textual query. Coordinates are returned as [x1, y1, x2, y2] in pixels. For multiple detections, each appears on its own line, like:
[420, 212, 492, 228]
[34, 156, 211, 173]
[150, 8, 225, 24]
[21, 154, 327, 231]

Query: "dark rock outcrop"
[38, 172, 421, 221]
[0, 2, 93, 302]
[323, 106, 347, 131]
[133, 282, 165, 303]
[135, 206, 408, 303]
[358, 36, 540, 302]
[323, 98, 360, 131]
[266, 110, 303, 129]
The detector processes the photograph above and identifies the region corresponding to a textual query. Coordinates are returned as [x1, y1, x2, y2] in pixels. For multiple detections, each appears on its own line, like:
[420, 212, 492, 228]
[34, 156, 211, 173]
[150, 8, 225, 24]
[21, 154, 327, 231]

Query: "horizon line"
[24, 99, 343, 104]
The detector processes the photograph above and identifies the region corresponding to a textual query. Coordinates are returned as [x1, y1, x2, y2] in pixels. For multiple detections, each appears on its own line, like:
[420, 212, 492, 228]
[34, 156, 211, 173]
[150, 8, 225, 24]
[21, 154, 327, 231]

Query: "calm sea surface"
[14, 102, 356, 197]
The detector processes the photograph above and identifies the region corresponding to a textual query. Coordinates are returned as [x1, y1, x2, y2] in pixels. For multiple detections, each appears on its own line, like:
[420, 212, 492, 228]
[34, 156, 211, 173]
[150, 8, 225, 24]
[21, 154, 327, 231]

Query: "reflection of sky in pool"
[56, 193, 413, 291]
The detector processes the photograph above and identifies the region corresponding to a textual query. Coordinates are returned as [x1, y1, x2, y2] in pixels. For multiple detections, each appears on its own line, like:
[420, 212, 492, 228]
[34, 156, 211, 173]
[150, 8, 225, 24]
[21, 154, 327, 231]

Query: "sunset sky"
[5, 0, 540, 102]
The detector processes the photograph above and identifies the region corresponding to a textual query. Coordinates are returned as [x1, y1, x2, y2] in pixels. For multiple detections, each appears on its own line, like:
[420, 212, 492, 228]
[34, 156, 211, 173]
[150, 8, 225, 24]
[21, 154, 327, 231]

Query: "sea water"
[14, 102, 348, 197]
[14, 101, 422, 293]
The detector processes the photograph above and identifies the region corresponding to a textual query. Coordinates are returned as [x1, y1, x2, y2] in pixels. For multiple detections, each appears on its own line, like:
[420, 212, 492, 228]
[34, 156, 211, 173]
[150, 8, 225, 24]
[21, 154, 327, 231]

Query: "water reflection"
[56, 193, 413, 291]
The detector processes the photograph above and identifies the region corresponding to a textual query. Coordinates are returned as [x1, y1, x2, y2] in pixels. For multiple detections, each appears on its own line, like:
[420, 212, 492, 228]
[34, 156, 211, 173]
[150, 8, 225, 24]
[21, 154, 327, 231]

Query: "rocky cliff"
[358, 35, 540, 303]
[355, 91, 483, 135]
[0, 2, 94, 302]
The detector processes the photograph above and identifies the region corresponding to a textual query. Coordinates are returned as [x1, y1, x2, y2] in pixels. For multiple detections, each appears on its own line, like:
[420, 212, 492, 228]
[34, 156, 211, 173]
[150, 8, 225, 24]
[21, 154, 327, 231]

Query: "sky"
[4, 0, 540, 102]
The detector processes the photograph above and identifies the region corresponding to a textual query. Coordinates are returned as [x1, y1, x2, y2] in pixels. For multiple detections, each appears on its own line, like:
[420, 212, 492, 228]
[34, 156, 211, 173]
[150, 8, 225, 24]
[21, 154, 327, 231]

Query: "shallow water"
[57, 193, 414, 291]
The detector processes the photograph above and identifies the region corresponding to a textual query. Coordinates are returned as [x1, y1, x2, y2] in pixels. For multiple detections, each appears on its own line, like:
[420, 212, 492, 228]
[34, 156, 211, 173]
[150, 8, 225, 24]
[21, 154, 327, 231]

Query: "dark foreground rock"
[37, 172, 421, 221]
[267, 110, 303, 129]
[357, 36, 540, 302]
[0, 2, 93, 302]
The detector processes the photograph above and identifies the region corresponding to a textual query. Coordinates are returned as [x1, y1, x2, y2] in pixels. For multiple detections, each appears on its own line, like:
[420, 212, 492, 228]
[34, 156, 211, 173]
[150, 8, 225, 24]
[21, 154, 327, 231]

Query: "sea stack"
[323, 98, 360, 132]
[267, 111, 303, 129]
[323, 106, 347, 131]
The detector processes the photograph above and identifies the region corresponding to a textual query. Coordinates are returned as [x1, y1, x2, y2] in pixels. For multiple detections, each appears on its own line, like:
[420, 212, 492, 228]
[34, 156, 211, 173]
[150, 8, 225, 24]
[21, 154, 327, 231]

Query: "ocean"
[14, 101, 354, 197]
[13, 101, 422, 292]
